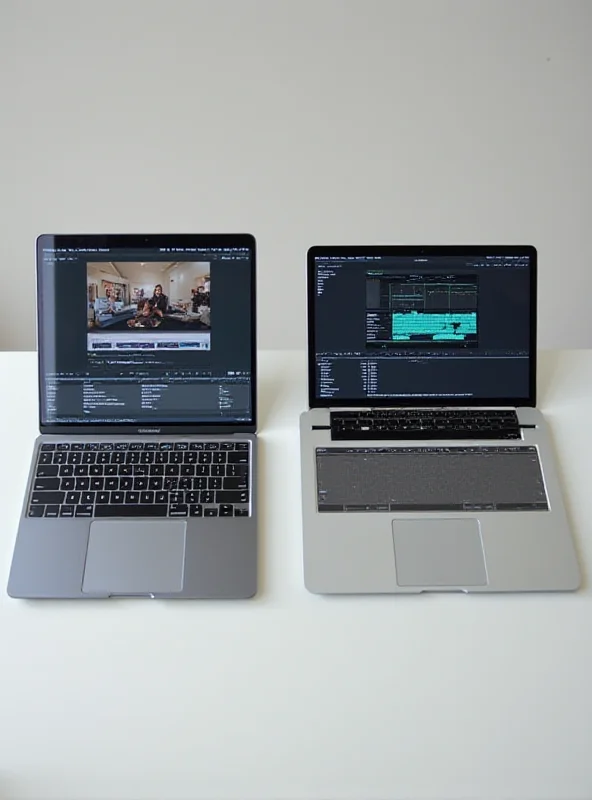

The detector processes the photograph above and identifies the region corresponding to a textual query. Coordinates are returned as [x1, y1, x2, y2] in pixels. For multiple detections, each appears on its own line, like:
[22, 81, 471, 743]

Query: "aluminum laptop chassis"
[8, 433, 257, 599]
[300, 406, 580, 594]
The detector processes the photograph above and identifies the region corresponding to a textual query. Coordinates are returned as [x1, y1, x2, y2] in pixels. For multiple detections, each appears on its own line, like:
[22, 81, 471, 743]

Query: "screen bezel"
[307, 244, 537, 409]
[37, 233, 257, 434]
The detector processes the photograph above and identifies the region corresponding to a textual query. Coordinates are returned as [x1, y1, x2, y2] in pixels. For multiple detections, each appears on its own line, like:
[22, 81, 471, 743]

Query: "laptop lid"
[37, 233, 257, 435]
[307, 245, 537, 409]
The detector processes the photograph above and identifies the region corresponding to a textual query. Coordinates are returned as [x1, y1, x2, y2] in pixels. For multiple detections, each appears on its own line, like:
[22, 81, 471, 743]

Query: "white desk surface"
[1, 349, 592, 800]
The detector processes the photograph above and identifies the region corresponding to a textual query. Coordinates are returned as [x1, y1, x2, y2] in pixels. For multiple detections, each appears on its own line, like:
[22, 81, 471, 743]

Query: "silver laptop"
[300, 245, 580, 594]
[8, 233, 258, 599]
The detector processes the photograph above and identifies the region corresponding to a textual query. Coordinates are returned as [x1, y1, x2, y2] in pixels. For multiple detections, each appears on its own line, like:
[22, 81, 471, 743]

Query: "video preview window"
[87, 261, 211, 353]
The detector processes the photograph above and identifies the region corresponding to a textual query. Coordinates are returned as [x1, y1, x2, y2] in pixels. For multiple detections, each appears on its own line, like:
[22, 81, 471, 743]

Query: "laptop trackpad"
[82, 520, 186, 595]
[392, 519, 487, 587]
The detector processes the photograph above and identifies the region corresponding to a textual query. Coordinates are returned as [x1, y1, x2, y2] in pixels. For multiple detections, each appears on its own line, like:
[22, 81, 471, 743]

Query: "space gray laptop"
[8, 233, 258, 599]
[300, 245, 580, 594]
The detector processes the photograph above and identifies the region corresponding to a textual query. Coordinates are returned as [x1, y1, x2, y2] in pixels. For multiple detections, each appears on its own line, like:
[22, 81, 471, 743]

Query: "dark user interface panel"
[39, 242, 253, 425]
[313, 252, 532, 402]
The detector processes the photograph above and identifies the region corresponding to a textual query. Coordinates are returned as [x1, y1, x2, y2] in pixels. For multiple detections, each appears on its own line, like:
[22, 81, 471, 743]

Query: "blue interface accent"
[392, 311, 477, 341]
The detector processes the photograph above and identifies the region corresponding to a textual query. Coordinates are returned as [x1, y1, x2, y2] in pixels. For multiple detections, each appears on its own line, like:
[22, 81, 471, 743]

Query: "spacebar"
[94, 505, 168, 517]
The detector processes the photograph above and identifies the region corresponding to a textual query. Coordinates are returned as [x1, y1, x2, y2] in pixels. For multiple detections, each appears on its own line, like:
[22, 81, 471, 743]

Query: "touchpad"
[392, 519, 487, 587]
[82, 520, 186, 595]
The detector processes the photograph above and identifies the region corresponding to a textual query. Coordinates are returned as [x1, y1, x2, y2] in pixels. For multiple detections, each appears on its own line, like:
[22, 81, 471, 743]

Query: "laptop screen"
[309, 246, 536, 407]
[38, 234, 256, 428]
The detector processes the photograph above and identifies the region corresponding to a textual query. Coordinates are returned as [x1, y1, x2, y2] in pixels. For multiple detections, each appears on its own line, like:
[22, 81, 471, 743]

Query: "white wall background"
[1, 0, 591, 351]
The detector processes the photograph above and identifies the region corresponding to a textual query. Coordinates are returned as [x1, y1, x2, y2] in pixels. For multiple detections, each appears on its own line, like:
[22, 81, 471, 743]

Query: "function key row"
[41, 441, 250, 452]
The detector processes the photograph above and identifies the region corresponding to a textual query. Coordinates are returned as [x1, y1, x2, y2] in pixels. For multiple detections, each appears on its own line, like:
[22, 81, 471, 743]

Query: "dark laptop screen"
[309, 247, 536, 406]
[38, 234, 255, 427]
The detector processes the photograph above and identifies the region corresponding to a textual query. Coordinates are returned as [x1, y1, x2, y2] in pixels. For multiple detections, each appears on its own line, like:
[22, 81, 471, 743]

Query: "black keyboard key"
[185, 491, 200, 504]
[85, 443, 100, 450]
[53, 452, 67, 464]
[220, 442, 235, 450]
[140, 452, 154, 464]
[204, 507, 218, 517]
[195, 464, 210, 476]
[111, 452, 126, 464]
[60, 505, 74, 518]
[82, 491, 95, 504]
[159, 442, 173, 451]
[148, 477, 163, 490]
[164, 477, 179, 491]
[169, 504, 188, 517]
[134, 477, 148, 491]
[105, 477, 119, 491]
[228, 452, 249, 464]
[227, 464, 248, 477]
[170, 491, 184, 504]
[193, 477, 207, 490]
[28, 505, 45, 517]
[125, 491, 140, 504]
[155, 491, 168, 504]
[74, 465, 89, 476]
[211, 465, 225, 477]
[57, 443, 70, 451]
[75, 478, 90, 491]
[41, 443, 56, 451]
[183, 452, 197, 464]
[90, 478, 104, 491]
[133, 464, 149, 476]
[165, 464, 180, 476]
[45, 505, 60, 518]
[150, 464, 165, 476]
[190, 442, 205, 450]
[115, 443, 129, 451]
[36, 464, 59, 478]
[140, 491, 154, 504]
[97, 491, 110, 504]
[97, 453, 111, 465]
[181, 465, 195, 476]
[82, 452, 97, 464]
[144, 443, 158, 451]
[61, 477, 75, 491]
[216, 490, 249, 504]
[205, 442, 219, 451]
[65, 491, 81, 505]
[190, 504, 203, 516]
[213, 452, 227, 464]
[128, 443, 143, 451]
[67, 452, 82, 464]
[155, 452, 168, 464]
[223, 477, 249, 490]
[200, 491, 214, 504]
[89, 465, 103, 476]
[34, 477, 60, 491]
[234, 508, 249, 517]
[170, 452, 183, 464]
[105, 464, 118, 476]
[75, 505, 93, 518]
[95, 504, 168, 517]
[235, 442, 249, 451]
[111, 492, 124, 504]
[71, 443, 85, 451]
[199, 452, 212, 464]
[220, 504, 234, 517]
[119, 476, 133, 490]
[126, 452, 140, 464]
[38, 452, 53, 465]
[174, 442, 189, 450]
[208, 477, 222, 490]
[178, 477, 192, 490]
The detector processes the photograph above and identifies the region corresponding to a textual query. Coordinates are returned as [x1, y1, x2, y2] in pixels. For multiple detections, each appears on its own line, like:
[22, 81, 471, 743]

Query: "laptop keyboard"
[28, 441, 251, 520]
[330, 409, 521, 440]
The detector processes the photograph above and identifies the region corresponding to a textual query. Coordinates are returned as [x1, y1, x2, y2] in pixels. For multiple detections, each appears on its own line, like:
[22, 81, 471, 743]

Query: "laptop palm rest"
[392, 519, 487, 588]
[82, 521, 186, 595]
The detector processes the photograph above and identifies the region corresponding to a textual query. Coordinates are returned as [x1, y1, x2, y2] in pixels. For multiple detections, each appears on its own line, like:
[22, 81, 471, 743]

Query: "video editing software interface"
[313, 252, 532, 402]
[39, 241, 253, 425]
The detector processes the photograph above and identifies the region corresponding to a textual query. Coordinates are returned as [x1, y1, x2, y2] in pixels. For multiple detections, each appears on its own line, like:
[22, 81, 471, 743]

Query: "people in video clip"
[149, 284, 168, 317]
